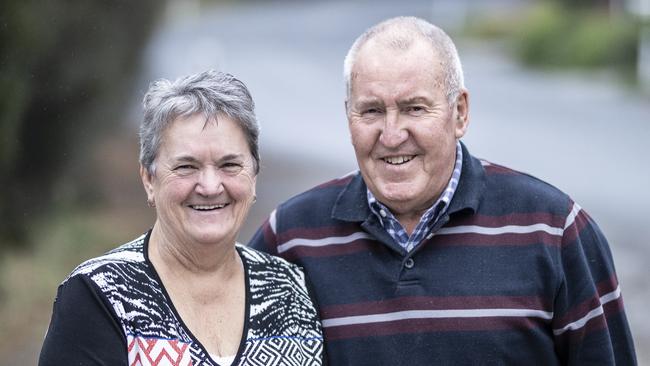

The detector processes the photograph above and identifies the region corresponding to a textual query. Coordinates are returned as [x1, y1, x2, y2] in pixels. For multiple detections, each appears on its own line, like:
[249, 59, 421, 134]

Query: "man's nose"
[195, 167, 224, 196]
[378, 109, 408, 148]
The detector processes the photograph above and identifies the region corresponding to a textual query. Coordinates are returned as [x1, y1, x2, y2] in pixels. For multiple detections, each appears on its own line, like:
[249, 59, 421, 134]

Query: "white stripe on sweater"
[278, 232, 373, 253]
[278, 222, 566, 253]
[322, 308, 554, 328]
[564, 202, 582, 230]
[553, 286, 621, 335]
[437, 223, 563, 236]
[269, 209, 277, 235]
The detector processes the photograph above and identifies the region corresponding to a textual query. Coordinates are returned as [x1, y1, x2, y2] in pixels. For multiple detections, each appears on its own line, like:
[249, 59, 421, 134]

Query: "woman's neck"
[147, 223, 246, 358]
[148, 223, 240, 276]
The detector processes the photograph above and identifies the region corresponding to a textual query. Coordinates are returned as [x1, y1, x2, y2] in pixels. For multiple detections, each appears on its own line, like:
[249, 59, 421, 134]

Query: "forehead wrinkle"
[170, 154, 200, 163]
[353, 95, 383, 105]
[172, 152, 246, 163]
[219, 153, 245, 162]
[354, 82, 434, 103]
[398, 96, 434, 106]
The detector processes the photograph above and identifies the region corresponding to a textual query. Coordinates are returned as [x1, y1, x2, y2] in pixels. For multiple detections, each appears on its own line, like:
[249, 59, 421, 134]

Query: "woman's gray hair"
[140, 70, 260, 175]
[343, 16, 464, 105]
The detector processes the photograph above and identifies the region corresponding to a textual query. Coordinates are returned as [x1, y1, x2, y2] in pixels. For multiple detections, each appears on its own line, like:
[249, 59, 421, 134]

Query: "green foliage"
[0, 207, 144, 356]
[0, 1, 162, 248]
[549, 0, 611, 10]
[463, 13, 522, 40]
[515, 3, 640, 71]
[464, 2, 640, 76]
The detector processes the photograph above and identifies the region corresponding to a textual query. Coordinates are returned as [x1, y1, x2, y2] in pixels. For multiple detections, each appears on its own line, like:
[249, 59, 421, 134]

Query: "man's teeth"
[191, 204, 227, 210]
[383, 155, 415, 165]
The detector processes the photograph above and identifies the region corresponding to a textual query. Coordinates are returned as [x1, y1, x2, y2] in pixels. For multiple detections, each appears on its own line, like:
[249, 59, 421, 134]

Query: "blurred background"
[1, 0, 649, 364]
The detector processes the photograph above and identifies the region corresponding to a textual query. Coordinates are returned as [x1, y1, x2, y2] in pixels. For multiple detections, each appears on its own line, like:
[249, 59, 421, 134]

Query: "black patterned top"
[39, 231, 324, 365]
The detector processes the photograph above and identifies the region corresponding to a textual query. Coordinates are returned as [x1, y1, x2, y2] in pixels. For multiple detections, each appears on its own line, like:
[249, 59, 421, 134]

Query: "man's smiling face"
[347, 38, 468, 219]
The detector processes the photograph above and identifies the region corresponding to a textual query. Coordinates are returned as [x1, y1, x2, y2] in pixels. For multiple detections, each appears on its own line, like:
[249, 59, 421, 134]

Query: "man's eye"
[406, 106, 425, 114]
[363, 108, 382, 115]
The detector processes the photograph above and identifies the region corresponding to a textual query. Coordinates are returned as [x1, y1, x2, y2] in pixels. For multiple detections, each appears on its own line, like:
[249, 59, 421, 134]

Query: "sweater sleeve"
[248, 209, 280, 256]
[39, 274, 128, 366]
[552, 203, 637, 365]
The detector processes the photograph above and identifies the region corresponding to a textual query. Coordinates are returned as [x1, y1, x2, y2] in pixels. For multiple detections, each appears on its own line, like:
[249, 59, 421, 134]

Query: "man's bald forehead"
[357, 21, 426, 52]
[344, 16, 465, 105]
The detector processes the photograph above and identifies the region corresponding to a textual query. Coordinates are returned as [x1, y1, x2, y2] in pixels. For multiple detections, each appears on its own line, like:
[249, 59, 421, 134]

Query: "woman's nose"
[195, 168, 224, 196]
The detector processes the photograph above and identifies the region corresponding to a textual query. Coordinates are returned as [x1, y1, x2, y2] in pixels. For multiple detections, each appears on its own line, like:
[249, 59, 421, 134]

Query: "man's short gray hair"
[343, 16, 464, 105]
[140, 70, 260, 175]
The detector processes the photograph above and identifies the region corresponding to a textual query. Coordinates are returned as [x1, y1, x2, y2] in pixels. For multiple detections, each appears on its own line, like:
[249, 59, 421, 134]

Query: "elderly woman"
[39, 70, 324, 365]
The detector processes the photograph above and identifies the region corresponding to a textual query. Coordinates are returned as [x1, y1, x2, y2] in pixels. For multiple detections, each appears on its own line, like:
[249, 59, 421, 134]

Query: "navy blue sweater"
[249, 144, 636, 365]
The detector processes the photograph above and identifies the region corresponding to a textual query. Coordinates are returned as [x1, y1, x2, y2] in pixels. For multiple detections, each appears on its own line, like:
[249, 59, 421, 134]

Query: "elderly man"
[249, 16, 636, 365]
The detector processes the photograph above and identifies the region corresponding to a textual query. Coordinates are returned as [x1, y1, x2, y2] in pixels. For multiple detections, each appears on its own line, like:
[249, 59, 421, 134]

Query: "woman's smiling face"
[141, 113, 257, 247]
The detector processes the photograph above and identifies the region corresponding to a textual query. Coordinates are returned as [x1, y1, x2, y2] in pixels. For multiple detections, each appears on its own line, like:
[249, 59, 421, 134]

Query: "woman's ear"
[140, 165, 155, 203]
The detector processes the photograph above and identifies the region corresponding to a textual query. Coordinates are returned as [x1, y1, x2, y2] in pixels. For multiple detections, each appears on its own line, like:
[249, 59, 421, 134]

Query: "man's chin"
[375, 190, 416, 208]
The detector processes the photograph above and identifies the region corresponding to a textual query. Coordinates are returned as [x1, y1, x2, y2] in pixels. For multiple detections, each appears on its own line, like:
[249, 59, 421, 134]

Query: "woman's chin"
[190, 229, 236, 246]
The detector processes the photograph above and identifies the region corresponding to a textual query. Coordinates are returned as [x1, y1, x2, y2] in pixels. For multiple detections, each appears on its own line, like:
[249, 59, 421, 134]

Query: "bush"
[515, 3, 639, 71]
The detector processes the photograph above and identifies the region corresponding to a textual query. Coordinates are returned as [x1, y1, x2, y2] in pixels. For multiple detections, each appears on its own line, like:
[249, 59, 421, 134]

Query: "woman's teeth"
[191, 204, 227, 211]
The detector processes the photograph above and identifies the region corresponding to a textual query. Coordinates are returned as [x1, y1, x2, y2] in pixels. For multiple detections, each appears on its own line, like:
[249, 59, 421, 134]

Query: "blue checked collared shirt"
[367, 141, 463, 252]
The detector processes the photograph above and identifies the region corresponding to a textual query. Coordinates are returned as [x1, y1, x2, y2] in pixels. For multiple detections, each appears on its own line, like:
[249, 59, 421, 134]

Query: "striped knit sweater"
[249, 143, 636, 365]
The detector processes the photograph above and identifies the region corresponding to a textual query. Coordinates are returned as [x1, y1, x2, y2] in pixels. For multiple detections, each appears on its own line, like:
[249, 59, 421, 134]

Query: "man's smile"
[382, 155, 415, 165]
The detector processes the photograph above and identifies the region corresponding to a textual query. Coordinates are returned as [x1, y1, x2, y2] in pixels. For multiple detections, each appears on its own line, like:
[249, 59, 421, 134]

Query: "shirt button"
[404, 258, 415, 269]
[379, 209, 387, 217]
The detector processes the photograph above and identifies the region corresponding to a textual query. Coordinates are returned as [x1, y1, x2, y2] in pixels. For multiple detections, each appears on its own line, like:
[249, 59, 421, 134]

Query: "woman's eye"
[174, 165, 196, 172]
[222, 162, 243, 173]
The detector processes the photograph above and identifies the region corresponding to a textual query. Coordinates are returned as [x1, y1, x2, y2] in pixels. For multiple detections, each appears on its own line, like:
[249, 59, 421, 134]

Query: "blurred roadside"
[1, 0, 648, 364]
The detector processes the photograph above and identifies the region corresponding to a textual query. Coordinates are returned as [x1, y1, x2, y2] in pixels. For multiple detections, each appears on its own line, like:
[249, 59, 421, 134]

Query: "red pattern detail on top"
[128, 336, 192, 366]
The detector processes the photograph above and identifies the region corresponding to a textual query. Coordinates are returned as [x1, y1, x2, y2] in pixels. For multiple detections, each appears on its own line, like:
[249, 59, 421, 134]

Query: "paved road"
[140, 0, 650, 362]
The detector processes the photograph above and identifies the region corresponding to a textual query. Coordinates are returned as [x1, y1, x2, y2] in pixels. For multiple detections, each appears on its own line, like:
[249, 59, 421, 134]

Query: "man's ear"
[454, 89, 470, 139]
[140, 165, 155, 202]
